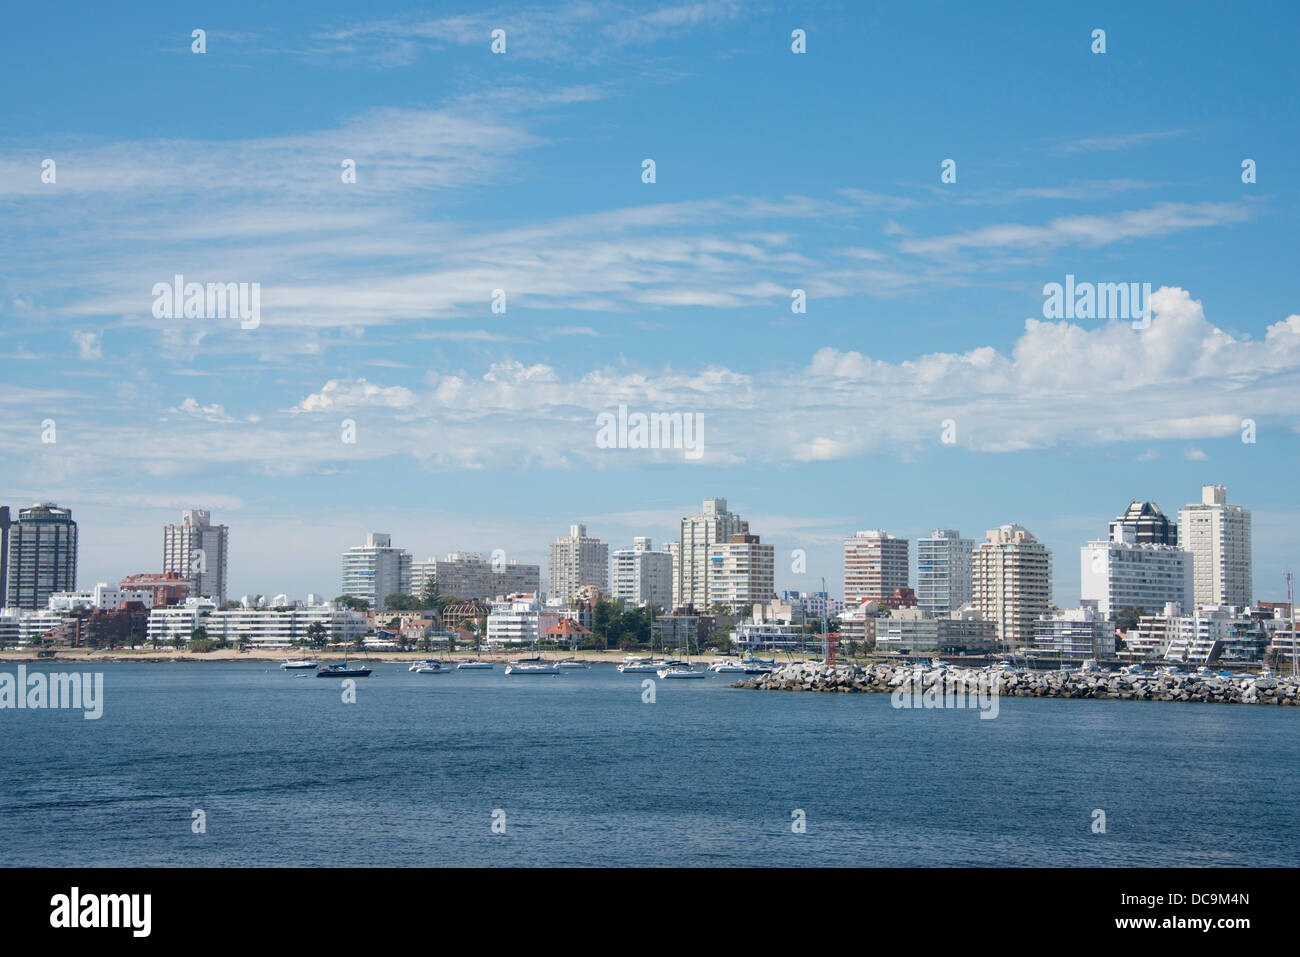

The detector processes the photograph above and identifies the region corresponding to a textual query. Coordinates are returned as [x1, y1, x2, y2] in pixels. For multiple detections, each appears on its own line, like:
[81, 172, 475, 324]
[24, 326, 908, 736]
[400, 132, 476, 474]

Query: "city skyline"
[0, 483, 1282, 610]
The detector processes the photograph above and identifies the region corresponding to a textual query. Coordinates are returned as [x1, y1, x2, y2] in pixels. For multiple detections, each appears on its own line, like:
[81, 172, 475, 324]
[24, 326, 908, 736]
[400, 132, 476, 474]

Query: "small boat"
[505, 662, 561, 676]
[316, 661, 372, 678]
[708, 659, 747, 673]
[280, 659, 318, 670]
[658, 638, 706, 678]
[413, 659, 450, 674]
[1120, 664, 1152, 677]
[618, 657, 661, 674]
[657, 665, 706, 679]
[557, 659, 590, 669]
[456, 660, 494, 670]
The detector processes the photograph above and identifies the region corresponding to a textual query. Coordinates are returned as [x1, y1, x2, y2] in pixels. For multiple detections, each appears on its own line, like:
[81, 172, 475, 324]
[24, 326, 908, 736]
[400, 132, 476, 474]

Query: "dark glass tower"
[6, 503, 78, 610]
[1108, 501, 1178, 546]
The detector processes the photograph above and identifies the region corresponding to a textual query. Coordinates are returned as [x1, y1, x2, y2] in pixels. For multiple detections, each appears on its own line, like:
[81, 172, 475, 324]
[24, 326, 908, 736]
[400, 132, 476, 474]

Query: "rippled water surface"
[1, 662, 1296, 866]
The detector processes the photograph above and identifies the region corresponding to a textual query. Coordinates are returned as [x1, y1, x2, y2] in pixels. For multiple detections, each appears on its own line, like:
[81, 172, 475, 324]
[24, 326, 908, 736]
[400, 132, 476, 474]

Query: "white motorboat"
[413, 659, 450, 674]
[657, 665, 706, 679]
[280, 659, 318, 670]
[557, 659, 590, 669]
[618, 657, 662, 673]
[708, 659, 747, 673]
[456, 661, 494, 670]
[505, 662, 561, 676]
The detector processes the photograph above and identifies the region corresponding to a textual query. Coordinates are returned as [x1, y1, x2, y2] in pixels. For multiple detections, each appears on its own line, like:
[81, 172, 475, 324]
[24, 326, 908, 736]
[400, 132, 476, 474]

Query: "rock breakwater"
[733, 662, 1300, 706]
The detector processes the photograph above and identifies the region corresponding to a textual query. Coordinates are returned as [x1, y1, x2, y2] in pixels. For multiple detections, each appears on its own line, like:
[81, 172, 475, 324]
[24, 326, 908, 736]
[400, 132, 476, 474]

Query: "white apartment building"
[971, 524, 1052, 648]
[1079, 527, 1192, 619]
[146, 597, 368, 648]
[486, 593, 546, 645]
[843, 530, 909, 605]
[340, 532, 412, 611]
[48, 581, 154, 612]
[730, 620, 803, 649]
[0, 608, 69, 645]
[706, 533, 776, 612]
[1032, 605, 1117, 659]
[670, 498, 750, 608]
[411, 553, 541, 602]
[162, 509, 229, 602]
[146, 598, 218, 645]
[611, 537, 673, 609]
[548, 524, 609, 604]
[916, 529, 974, 617]
[1163, 604, 1235, 663]
[876, 606, 999, 655]
[203, 602, 369, 648]
[1178, 485, 1252, 607]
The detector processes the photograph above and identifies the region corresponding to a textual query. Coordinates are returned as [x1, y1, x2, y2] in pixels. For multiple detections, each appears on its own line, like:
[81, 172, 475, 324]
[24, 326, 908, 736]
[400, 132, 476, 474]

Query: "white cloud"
[71, 330, 102, 360]
[172, 398, 235, 423]
[899, 202, 1251, 257]
[293, 378, 417, 413]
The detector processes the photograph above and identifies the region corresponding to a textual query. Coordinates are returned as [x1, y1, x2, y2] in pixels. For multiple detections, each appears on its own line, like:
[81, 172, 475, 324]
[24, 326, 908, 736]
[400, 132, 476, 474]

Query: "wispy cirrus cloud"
[1049, 129, 1187, 155]
[298, 0, 747, 65]
[898, 201, 1253, 257]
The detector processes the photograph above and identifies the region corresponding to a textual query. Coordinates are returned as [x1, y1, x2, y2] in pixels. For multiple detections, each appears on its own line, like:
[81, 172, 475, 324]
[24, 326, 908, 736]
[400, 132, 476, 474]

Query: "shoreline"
[0, 648, 746, 665]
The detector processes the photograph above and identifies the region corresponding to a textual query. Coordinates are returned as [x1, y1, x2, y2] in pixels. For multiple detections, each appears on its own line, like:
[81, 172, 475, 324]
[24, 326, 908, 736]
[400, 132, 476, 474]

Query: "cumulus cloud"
[172, 398, 235, 423]
[257, 287, 1300, 470]
[293, 378, 417, 412]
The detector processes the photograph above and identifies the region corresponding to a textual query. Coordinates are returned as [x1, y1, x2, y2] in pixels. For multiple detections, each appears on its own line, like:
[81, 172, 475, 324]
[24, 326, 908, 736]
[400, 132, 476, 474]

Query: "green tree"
[334, 595, 371, 612]
[419, 577, 439, 609]
[1113, 605, 1147, 633]
[305, 622, 328, 649]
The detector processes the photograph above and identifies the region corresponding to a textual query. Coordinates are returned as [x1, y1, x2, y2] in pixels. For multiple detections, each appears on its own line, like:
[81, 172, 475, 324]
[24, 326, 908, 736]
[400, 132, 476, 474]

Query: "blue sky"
[2, 1, 1298, 605]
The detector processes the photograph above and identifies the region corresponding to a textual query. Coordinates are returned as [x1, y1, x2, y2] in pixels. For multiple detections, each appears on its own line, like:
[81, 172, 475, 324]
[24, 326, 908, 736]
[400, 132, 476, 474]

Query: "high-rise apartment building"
[1109, 501, 1178, 546]
[611, 537, 673, 609]
[843, 530, 909, 606]
[706, 533, 775, 612]
[162, 509, 229, 603]
[411, 553, 541, 603]
[0, 506, 11, 609]
[340, 532, 412, 611]
[916, 529, 974, 616]
[1178, 485, 1252, 608]
[670, 498, 750, 608]
[1079, 526, 1192, 619]
[548, 524, 609, 604]
[4, 503, 78, 610]
[971, 524, 1052, 648]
